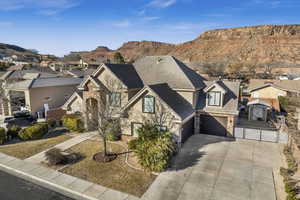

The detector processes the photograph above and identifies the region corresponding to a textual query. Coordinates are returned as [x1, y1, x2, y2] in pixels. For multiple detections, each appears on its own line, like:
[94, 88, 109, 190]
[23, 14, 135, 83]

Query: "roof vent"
[157, 57, 163, 64]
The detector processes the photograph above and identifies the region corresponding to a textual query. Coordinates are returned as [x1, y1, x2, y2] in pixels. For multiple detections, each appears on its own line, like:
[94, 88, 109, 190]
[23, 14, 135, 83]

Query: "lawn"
[60, 140, 156, 197]
[0, 134, 72, 159]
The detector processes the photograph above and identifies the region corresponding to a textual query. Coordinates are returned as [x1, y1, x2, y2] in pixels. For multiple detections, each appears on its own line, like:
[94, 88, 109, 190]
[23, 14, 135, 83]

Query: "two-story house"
[63, 56, 240, 144]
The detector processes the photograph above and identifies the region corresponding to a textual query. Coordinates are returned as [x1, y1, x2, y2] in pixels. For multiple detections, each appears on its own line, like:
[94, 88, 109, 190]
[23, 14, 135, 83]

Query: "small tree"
[113, 52, 125, 64]
[87, 76, 125, 162]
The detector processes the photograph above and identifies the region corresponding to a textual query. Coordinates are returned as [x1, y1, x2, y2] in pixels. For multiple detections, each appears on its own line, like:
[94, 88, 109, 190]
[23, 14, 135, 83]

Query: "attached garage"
[181, 117, 195, 143]
[200, 115, 228, 137]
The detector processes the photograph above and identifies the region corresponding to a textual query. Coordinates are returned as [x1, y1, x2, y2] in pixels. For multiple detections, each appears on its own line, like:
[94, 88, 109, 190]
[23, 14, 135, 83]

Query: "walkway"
[25, 131, 98, 164]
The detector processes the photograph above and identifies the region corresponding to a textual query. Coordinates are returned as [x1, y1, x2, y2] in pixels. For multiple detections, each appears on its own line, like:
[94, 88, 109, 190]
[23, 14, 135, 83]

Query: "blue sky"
[0, 0, 299, 56]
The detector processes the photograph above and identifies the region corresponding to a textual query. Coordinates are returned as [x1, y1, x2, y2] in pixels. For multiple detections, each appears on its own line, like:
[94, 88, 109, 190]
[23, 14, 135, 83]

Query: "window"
[143, 95, 155, 113]
[156, 125, 168, 133]
[107, 92, 121, 107]
[207, 92, 221, 106]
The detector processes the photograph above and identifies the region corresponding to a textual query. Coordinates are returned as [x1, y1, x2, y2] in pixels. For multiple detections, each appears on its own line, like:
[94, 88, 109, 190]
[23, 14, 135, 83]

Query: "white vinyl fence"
[234, 127, 288, 144]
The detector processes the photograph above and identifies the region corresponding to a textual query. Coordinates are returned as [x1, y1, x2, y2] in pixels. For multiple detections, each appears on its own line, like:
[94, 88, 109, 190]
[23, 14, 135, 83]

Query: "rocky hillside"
[0, 43, 40, 62]
[75, 24, 300, 71]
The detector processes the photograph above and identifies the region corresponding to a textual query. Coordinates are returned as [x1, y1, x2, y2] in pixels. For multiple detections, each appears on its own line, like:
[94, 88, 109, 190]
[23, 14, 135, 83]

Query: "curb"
[0, 161, 99, 200]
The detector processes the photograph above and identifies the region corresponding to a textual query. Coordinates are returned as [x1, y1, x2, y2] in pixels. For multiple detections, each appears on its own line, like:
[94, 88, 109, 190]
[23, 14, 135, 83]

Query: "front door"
[131, 122, 143, 137]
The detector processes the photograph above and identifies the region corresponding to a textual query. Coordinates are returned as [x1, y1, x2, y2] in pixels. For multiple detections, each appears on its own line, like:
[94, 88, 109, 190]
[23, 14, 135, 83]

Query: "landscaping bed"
[60, 140, 156, 197]
[0, 134, 72, 159]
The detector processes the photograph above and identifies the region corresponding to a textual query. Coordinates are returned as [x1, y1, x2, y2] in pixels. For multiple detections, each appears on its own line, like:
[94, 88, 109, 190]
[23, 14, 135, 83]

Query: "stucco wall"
[29, 85, 77, 113]
[121, 90, 182, 139]
[251, 86, 287, 99]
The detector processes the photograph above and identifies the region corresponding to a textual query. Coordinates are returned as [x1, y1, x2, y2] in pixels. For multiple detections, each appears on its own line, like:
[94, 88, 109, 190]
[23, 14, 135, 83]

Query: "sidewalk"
[0, 152, 138, 200]
[25, 131, 98, 164]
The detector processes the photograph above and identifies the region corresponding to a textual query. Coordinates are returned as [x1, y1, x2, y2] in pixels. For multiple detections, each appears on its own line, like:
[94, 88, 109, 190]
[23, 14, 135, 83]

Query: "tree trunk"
[103, 136, 107, 156]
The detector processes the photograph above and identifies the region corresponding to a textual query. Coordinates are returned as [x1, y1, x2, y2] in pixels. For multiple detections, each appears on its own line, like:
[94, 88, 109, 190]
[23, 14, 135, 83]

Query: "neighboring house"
[64, 56, 240, 144]
[0, 70, 59, 82]
[248, 79, 300, 99]
[2, 77, 82, 117]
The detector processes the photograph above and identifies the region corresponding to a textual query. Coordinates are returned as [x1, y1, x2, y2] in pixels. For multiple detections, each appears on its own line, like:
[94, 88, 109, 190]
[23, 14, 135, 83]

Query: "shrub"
[0, 128, 7, 145]
[47, 120, 57, 129]
[45, 148, 83, 166]
[62, 114, 84, 132]
[45, 148, 67, 166]
[18, 123, 48, 140]
[278, 96, 289, 111]
[129, 124, 176, 172]
[7, 125, 21, 138]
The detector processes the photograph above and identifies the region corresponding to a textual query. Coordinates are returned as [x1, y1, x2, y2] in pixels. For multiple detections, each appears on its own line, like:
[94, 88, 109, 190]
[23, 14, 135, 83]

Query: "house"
[248, 79, 300, 99]
[0, 70, 59, 82]
[64, 56, 240, 144]
[1, 77, 82, 118]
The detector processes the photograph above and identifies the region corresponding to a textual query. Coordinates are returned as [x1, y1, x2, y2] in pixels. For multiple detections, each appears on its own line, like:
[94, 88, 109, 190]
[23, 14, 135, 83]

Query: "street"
[0, 170, 74, 200]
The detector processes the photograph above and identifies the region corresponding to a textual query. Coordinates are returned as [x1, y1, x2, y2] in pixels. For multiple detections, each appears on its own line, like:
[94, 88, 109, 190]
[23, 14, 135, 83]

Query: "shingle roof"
[197, 81, 240, 115]
[1, 70, 59, 81]
[104, 63, 144, 89]
[148, 83, 195, 120]
[31, 77, 82, 88]
[248, 79, 300, 93]
[133, 56, 205, 90]
[6, 77, 82, 90]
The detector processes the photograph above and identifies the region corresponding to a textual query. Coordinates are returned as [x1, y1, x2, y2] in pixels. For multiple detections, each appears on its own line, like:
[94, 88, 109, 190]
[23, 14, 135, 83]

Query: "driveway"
[142, 134, 285, 200]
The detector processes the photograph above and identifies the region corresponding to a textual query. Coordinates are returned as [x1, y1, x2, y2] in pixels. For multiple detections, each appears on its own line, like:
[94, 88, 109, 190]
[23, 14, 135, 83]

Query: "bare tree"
[85, 76, 125, 160]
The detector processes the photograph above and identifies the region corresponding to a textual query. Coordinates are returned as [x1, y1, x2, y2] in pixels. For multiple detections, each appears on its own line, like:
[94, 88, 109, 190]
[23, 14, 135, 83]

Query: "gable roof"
[133, 56, 205, 90]
[197, 80, 240, 115]
[203, 81, 227, 93]
[62, 89, 83, 109]
[249, 79, 300, 93]
[104, 64, 144, 89]
[92, 63, 143, 89]
[122, 83, 194, 121]
[78, 75, 102, 90]
[6, 77, 82, 90]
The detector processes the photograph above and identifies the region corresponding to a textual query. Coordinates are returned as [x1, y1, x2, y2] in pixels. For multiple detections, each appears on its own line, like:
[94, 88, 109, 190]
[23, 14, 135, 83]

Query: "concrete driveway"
[142, 134, 285, 200]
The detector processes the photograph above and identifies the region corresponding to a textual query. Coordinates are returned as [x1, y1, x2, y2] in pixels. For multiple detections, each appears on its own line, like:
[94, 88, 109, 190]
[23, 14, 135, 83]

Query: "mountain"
[0, 43, 41, 62]
[73, 24, 300, 71]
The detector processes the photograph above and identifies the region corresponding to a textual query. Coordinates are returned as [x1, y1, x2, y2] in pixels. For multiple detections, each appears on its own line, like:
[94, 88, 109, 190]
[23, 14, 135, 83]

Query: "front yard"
[0, 134, 72, 159]
[60, 140, 156, 197]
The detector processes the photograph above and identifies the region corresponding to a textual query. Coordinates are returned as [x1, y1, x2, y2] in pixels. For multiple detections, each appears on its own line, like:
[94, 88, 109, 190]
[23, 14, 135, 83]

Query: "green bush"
[279, 96, 289, 111]
[129, 124, 176, 172]
[62, 114, 84, 132]
[47, 120, 57, 129]
[7, 125, 21, 138]
[18, 123, 48, 140]
[0, 128, 7, 145]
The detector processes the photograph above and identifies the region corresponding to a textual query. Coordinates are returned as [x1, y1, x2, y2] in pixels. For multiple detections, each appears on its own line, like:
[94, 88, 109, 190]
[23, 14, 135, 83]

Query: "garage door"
[181, 117, 194, 143]
[200, 115, 228, 137]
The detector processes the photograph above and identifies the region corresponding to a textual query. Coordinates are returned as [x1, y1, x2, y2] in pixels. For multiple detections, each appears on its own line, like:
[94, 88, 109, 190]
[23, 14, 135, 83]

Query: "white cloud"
[142, 16, 160, 21]
[0, 0, 79, 14]
[113, 20, 131, 28]
[148, 0, 177, 8]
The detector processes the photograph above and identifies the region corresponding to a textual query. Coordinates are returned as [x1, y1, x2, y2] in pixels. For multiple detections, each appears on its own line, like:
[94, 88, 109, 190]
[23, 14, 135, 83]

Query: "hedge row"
[0, 128, 7, 145]
[62, 114, 84, 132]
[18, 123, 48, 140]
[280, 145, 299, 200]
